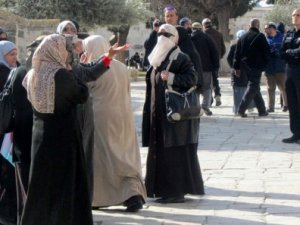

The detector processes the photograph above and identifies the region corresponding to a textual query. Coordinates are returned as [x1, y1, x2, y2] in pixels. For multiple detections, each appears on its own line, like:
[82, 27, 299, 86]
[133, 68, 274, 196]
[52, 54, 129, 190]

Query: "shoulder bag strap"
[165, 48, 196, 93]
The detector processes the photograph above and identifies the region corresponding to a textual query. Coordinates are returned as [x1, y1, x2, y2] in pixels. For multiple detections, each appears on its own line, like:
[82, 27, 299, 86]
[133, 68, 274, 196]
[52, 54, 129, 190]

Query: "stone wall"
[0, 9, 59, 64]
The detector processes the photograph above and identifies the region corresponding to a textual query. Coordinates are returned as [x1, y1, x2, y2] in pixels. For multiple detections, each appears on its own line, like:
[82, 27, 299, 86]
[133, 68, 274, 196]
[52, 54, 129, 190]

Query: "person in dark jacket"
[142, 24, 204, 204]
[264, 22, 288, 112]
[179, 17, 192, 34]
[227, 30, 255, 114]
[176, 26, 203, 89]
[0, 40, 18, 225]
[202, 18, 226, 106]
[233, 18, 270, 117]
[280, 8, 300, 144]
[11, 66, 33, 225]
[143, 19, 160, 69]
[191, 22, 219, 116]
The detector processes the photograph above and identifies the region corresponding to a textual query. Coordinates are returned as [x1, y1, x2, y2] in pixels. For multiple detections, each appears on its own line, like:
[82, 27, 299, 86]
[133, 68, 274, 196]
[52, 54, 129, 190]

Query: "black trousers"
[212, 70, 221, 96]
[238, 68, 267, 114]
[285, 73, 300, 138]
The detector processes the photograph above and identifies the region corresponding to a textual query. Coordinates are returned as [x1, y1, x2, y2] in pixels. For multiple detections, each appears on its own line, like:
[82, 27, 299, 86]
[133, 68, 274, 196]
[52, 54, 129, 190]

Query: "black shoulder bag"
[164, 49, 201, 122]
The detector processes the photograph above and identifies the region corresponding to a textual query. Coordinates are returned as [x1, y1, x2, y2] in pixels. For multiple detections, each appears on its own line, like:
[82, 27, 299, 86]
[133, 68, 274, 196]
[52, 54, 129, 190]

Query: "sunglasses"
[158, 32, 174, 38]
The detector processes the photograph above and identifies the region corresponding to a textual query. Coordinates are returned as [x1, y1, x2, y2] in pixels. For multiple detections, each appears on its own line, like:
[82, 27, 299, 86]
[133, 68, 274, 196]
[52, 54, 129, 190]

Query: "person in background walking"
[281, 8, 300, 144]
[179, 17, 192, 34]
[191, 22, 219, 116]
[264, 22, 288, 113]
[233, 18, 270, 118]
[202, 18, 226, 107]
[227, 30, 255, 115]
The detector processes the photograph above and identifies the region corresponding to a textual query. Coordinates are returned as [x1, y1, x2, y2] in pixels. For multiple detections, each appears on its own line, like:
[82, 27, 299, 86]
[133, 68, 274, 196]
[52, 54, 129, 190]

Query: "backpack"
[0, 68, 17, 134]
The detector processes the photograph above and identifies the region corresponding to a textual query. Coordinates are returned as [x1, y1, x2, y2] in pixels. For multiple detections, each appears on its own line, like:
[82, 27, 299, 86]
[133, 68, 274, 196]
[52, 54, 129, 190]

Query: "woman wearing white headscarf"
[142, 24, 205, 203]
[81, 35, 146, 212]
[21, 34, 93, 225]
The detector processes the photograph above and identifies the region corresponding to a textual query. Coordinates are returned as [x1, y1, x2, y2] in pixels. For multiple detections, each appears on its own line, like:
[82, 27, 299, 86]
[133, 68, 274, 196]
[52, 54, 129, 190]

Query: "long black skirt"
[145, 142, 205, 198]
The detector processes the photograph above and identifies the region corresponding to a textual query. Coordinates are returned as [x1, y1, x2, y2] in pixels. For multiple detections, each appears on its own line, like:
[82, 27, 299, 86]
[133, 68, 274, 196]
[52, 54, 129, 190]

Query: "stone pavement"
[92, 77, 300, 225]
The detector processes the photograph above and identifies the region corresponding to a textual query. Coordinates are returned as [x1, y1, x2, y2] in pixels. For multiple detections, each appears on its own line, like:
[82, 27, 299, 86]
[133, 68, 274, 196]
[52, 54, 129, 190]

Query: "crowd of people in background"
[1, 4, 300, 225]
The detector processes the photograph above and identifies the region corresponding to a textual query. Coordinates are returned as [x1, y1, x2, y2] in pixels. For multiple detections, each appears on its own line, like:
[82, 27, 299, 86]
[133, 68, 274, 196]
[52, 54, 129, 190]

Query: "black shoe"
[124, 195, 144, 212]
[259, 111, 268, 117]
[202, 107, 213, 116]
[215, 96, 222, 106]
[155, 196, 185, 204]
[267, 108, 274, 113]
[238, 112, 247, 118]
[282, 106, 288, 112]
[282, 136, 300, 143]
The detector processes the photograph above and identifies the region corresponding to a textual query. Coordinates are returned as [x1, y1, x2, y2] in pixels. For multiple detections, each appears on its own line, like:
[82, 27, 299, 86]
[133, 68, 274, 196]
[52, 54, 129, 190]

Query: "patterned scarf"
[23, 34, 67, 113]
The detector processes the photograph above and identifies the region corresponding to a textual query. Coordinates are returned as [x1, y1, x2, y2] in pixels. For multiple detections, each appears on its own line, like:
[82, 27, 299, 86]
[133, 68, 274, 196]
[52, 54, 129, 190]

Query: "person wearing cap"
[264, 22, 288, 113]
[202, 18, 226, 106]
[233, 18, 270, 118]
[0, 27, 8, 41]
[142, 24, 204, 204]
[280, 8, 300, 144]
[191, 21, 219, 116]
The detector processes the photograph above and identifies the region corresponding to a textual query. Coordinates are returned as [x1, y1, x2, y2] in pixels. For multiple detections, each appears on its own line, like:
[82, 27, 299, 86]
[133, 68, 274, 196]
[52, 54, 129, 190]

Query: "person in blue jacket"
[264, 22, 288, 112]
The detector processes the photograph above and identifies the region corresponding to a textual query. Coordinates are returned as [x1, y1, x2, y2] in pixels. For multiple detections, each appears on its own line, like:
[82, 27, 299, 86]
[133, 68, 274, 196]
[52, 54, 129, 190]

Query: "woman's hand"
[106, 43, 130, 59]
[161, 70, 169, 81]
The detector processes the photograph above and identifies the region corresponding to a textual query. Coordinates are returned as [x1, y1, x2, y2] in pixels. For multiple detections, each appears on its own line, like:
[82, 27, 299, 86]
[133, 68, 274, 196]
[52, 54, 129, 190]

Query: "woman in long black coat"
[21, 34, 92, 225]
[0, 40, 18, 225]
[142, 24, 204, 204]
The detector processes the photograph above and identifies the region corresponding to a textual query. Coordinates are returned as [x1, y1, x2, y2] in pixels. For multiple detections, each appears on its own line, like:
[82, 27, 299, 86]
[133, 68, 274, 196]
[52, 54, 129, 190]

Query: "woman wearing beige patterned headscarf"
[21, 34, 93, 225]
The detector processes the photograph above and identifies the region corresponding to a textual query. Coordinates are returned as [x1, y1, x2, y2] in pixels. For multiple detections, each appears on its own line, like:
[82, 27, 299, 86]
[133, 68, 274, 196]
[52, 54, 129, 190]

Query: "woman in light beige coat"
[81, 35, 146, 212]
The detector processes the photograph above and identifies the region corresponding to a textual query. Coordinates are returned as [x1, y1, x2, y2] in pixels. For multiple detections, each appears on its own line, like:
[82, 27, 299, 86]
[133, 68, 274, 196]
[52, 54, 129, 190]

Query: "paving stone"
[92, 78, 300, 225]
